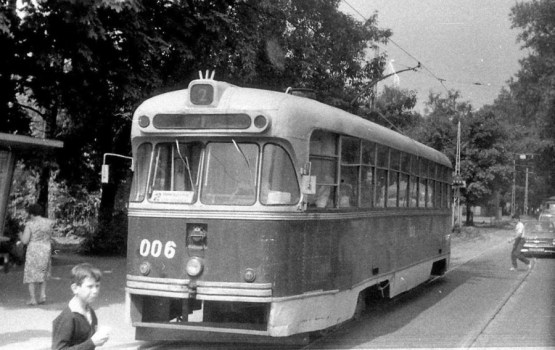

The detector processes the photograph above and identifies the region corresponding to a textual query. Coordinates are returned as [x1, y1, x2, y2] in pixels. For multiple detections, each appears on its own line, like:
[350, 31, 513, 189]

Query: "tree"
[7, 0, 392, 253]
[459, 111, 512, 224]
[508, 0, 555, 198]
[0, 1, 30, 134]
[417, 91, 513, 225]
[364, 85, 422, 133]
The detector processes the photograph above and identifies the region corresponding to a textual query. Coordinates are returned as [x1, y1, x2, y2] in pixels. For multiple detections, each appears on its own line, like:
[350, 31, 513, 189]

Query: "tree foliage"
[361, 85, 422, 134]
[481, 0, 555, 210]
[415, 91, 512, 223]
[4, 0, 392, 254]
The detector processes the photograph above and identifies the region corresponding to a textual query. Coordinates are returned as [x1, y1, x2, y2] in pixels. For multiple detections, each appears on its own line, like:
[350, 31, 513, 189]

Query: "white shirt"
[515, 221, 524, 238]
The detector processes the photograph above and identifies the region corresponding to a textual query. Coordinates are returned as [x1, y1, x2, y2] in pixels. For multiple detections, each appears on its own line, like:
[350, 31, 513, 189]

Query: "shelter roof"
[0, 133, 63, 153]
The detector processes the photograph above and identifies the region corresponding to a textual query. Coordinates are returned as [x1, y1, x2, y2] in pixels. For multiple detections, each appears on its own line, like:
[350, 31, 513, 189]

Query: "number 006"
[139, 239, 176, 259]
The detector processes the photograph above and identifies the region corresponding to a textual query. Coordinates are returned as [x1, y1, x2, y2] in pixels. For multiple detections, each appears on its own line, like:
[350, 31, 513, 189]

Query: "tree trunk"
[36, 107, 58, 216]
[466, 205, 474, 226]
[494, 190, 501, 221]
[36, 163, 50, 216]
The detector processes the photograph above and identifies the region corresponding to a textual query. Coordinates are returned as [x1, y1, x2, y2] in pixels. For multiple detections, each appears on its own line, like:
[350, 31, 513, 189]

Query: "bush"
[53, 185, 100, 239]
[81, 209, 127, 256]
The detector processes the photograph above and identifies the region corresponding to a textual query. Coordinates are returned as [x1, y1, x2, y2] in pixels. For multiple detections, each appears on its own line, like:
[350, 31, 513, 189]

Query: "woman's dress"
[23, 217, 53, 284]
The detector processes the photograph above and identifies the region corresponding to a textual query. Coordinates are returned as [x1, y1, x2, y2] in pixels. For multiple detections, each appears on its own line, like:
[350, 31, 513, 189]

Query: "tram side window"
[399, 173, 410, 207]
[434, 165, 445, 208]
[407, 155, 418, 207]
[440, 166, 451, 208]
[361, 165, 374, 207]
[388, 149, 401, 207]
[427, 180, 435, 207]
[399, 151, 411, 207]
[201, 142, 259, 205]
[308, 130, 338, 208]
[375, 145, 389, 208]
[149, 142, 202, 203]
[130, 143, 153, 202]
[260, 144, 300, 205]
[445, 167, 452, 208]
[388, 171, 399, 207]
[419, 178, 427, 207]
[340, 136, 360, 207]
[360, 141, 376, 208]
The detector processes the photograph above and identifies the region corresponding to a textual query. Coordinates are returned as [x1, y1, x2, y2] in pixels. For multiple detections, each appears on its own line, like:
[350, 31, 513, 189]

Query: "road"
[1, 226, 553, 349]
[307, 239, 555, 349]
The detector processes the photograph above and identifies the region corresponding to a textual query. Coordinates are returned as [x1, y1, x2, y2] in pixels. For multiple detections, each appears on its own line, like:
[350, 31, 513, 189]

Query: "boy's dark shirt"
[52, 306, 98, 350]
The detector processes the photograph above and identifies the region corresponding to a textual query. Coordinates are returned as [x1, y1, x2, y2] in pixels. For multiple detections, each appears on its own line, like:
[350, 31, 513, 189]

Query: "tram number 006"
[139, 239, 176, 259]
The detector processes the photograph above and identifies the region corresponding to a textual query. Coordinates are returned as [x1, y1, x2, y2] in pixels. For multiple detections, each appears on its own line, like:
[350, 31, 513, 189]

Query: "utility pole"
[524, 167, 529, 215]
[452, 121, 463, 229]
[513, 153, 534, 217]
[511, 157, 516, 216]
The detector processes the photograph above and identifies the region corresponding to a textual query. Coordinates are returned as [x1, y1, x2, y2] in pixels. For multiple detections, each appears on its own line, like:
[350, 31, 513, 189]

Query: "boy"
[52, 263, 110, 349]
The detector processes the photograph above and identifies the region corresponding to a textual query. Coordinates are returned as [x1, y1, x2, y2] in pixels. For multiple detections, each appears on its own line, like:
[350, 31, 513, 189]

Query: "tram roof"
[133, 81, 451, 168]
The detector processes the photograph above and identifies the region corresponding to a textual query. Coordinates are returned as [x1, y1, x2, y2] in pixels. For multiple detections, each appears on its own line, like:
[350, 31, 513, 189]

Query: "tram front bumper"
[125, 274, 273, 301]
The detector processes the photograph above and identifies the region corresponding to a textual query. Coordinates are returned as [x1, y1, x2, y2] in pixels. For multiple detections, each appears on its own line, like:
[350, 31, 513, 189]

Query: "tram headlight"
[186, 257, 204, 277]
[139, 261, 151, 276]
[253, 115, 267, 129]
[244, 268, 256, 283]
[138, 115, 150, 128]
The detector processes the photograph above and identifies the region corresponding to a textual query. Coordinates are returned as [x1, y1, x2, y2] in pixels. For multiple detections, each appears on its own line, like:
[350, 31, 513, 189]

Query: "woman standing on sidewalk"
[19, 203, 54, 305]
[508, 215, 531, 271]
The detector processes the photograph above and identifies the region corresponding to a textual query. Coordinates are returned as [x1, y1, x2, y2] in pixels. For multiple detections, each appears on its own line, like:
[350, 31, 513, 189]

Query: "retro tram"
[123, 73, 452, 342]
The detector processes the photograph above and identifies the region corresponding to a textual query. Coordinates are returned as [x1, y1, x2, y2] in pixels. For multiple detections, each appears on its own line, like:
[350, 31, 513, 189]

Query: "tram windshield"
[201, 142, 259, 205]
[130, 140, 300, 206]
[150, 141, 203, 203]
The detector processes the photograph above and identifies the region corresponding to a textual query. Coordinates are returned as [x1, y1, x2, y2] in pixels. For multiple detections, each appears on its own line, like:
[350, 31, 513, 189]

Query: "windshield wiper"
[232, 139, 254, 184]
[175, 139, 195, 191]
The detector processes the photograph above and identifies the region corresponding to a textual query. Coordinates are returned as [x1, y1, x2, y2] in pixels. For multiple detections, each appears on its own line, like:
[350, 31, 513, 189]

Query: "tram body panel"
[127, 213, 450, 294]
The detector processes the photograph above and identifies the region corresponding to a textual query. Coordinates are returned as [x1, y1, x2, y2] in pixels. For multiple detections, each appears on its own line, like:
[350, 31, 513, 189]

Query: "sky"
[339, 0, 527, 112]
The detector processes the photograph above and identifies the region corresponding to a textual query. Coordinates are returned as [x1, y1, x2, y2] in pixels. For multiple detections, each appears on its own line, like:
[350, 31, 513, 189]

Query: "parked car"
[521, 221, 555, 256]
[539, 210, 555, 223]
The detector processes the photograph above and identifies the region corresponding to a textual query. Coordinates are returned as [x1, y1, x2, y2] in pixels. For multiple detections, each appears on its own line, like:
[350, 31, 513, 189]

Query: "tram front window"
[201, 142, 259, 205]
[260, 144, 300, 205]
[148, 142, 202, 203]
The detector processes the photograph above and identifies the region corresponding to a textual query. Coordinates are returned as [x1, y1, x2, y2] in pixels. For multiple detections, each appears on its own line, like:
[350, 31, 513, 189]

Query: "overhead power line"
[342, 0, 450, 93]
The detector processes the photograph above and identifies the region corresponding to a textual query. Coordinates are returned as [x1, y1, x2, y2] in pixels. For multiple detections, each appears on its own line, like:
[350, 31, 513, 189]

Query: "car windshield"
[524, 221, 555, 238]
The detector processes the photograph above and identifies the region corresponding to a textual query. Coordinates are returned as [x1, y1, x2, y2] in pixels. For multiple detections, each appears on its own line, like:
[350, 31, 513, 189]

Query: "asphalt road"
[1, 225, 553, 349]
[307, 238, 555, 349]
[472, 255, 555, 348]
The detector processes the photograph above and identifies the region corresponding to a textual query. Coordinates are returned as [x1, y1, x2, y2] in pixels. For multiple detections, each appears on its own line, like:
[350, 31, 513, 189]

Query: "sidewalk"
[0, 226, 513, 349]
[0, 253, 139, 350]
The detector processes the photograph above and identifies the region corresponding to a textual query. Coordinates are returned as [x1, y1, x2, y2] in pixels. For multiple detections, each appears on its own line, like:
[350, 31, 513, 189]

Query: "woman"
[20, 203, 54, 305]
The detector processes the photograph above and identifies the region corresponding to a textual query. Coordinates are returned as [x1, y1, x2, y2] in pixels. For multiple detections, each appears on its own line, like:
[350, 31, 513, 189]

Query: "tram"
[124, 73, 452, 342]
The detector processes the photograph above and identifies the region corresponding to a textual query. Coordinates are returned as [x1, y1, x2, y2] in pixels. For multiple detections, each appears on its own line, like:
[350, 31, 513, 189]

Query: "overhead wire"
[342, 0, 496, 93]
[343, 0, 450, 93]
